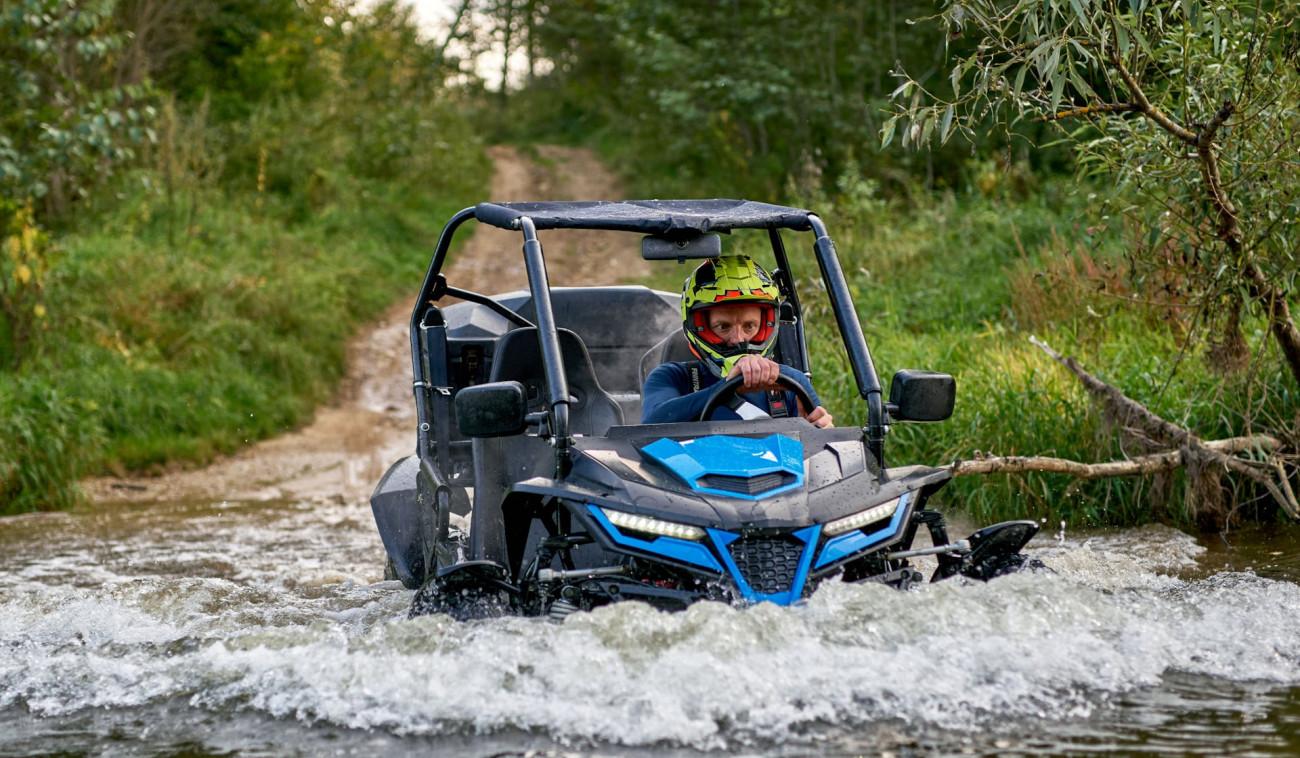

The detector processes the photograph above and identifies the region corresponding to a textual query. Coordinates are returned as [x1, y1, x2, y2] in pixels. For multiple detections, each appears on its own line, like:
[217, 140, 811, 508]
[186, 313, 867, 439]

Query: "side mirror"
[887, 370, 955, 422]
[455, 381, 527, 437]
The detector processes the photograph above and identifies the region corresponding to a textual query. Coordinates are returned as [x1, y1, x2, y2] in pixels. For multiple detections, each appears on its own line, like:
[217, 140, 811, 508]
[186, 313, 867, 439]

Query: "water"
[2, 496, 1299, 757]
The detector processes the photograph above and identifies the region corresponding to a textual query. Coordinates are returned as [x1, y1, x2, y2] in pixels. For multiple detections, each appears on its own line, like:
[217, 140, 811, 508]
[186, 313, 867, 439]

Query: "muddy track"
[83, 145, 644, 506]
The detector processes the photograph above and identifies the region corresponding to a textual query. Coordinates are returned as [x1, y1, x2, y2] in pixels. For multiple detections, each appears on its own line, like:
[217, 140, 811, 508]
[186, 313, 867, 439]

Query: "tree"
[0, 0, 156, 367]
[887, 0, 1300, 386]
[0, 0, 156, 222]
[885, 0, 1300, 525]
[496, 0, 965, 197]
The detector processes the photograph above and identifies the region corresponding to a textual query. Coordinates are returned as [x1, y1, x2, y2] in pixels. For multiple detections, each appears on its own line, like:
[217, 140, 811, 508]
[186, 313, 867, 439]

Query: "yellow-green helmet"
[681, 255, 781, 378]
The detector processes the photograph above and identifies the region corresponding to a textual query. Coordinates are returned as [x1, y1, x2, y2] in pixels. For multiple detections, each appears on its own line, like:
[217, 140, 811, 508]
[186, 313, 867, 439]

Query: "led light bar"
[822, 495, 903, 536]
[600, 508, 706, 541]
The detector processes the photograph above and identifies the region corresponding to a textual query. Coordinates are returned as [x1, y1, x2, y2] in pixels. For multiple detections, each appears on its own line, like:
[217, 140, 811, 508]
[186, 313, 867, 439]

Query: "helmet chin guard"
[681, 255, 781, 379]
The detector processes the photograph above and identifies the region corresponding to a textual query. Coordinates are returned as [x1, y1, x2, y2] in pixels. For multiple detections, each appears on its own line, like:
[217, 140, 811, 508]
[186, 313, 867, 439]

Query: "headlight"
[600, 508, 706, 541]
[822, 495, 903, 536]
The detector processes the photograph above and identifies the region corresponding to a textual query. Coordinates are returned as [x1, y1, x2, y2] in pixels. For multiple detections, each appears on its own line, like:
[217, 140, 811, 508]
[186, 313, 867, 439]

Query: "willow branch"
[1034, 102, 1140, 122]
[977, 37, 1099, 59]
[1110, 55, 1197, 144]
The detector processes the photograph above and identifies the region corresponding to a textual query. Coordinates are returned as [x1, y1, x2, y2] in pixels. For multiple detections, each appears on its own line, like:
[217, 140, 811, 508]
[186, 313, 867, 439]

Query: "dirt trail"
[83, 145, 643, 505]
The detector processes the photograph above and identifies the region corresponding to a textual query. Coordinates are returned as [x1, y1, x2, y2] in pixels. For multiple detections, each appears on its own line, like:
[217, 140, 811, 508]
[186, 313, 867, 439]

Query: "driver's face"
[707, 305, 764, 347]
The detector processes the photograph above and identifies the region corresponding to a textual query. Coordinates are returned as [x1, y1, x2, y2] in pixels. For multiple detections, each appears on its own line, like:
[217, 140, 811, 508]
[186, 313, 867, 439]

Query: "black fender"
[370, 455, 466, 589]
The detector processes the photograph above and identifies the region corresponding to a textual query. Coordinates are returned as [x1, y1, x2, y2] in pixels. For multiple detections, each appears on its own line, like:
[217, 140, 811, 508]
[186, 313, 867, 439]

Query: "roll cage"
[408, 199, 888, 476]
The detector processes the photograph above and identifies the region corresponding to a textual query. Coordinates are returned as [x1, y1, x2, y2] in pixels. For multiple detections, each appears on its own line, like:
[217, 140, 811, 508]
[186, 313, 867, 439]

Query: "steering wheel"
[698, 373, 816, 422]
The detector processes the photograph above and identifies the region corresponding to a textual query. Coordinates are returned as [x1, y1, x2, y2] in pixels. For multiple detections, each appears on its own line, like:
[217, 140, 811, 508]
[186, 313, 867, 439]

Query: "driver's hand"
[726, 355, 784, 393]
[802, 404, 835, 429]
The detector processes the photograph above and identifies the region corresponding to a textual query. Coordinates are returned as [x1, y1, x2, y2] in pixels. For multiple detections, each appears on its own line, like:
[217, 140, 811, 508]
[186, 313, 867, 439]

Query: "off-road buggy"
[370, 200, 1040, 619]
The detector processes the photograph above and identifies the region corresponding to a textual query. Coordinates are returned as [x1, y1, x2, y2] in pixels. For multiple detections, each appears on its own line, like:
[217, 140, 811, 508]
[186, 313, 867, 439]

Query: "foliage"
[887, 0, 1300, 393]
[0, 0, 491, 512]
[787, 177, 1296, 526]
[0, 373, 104, 511]
[0, 0, 157, 222]
[482, 0, 1022, 199]
[0, 202, 51, 368]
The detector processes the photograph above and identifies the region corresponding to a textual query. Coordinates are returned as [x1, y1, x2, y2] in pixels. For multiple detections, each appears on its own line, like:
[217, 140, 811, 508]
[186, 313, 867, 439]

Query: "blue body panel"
[641, 434, 804, 500]
[583, 435, 914, 606]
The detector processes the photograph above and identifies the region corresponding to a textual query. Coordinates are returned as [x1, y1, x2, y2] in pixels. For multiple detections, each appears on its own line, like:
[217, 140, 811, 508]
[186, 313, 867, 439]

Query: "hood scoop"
[641, 434, 804, 500]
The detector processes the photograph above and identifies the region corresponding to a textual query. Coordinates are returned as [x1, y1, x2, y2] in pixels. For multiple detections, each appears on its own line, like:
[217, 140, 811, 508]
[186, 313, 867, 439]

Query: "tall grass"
[0, 97, 490, 514]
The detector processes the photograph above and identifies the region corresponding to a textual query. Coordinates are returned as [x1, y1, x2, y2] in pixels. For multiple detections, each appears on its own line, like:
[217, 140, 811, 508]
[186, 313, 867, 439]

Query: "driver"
[641, 255, 834, 427]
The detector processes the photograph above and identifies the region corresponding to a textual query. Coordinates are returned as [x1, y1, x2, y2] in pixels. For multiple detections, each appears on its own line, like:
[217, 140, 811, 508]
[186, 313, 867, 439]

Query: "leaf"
[940, 105, 955, 143]
[881, 116, 899, 149]
[1069, 66, 1097, 100]
[16, 264, 32, 284]
[1043, 44, 1061, 80]
[1068, 0, 1088, 28]
[1051, 68, 1066, 112]
[1115, 20, 1131, 55]
[1130, 26, 1154, 58]
[1147, 225, 1161, 248]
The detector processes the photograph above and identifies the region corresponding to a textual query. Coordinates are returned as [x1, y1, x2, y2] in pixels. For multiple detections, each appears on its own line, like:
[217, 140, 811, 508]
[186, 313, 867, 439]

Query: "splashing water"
[2, 497, 1298, 757]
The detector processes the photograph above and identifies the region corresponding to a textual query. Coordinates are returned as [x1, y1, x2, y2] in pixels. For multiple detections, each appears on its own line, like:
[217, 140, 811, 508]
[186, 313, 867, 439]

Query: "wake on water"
[2, 497, 1299, 755]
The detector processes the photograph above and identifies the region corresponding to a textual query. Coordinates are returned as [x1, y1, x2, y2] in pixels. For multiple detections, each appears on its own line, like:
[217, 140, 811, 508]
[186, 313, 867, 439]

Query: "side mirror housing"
[455, 381, 527, 437]
[887, 370, 955, 422]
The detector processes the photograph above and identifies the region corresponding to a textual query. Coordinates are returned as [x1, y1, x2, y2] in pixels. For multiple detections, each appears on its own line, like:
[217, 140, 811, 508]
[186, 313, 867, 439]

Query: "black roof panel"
[474, 199, 814, 234]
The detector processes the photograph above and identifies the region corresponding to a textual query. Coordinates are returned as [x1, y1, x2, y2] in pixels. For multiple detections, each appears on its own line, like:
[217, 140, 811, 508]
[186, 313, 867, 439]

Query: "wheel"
[407, 562, 516, 620]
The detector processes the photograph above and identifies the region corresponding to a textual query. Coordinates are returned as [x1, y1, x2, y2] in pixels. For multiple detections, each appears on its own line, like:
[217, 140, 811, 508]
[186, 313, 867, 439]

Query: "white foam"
[3, 505, 1298, 749]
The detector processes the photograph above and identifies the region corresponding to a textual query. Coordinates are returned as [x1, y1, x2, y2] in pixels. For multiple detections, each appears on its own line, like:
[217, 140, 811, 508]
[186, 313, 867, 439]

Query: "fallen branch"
[949, 435, 1285, 479]
[1028, 336, 1298, 520]
[951, 336, 1299, 522]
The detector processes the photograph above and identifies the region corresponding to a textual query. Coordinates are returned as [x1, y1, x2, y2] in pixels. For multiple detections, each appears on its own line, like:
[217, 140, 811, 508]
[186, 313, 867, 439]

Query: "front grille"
[728, 536, 806, 594]
[698, 471, 796, 496]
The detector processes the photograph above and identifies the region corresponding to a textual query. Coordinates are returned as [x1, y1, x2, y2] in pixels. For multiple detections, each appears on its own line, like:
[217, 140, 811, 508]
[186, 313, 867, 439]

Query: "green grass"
[0, 119, 490, 513]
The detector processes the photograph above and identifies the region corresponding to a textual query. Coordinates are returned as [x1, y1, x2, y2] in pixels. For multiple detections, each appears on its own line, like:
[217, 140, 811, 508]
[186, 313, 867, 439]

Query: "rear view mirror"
[641, 232, 722, 261]
[887, 370, 955, 422]
[455, 381, 527, 437]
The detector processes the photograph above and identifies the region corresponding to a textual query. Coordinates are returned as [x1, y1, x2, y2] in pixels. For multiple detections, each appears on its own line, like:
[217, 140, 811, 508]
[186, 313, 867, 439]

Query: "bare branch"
[1033, 102, 1140, 122]
[1198, 99, 1237, 145]
[948, 434, 1285, 479]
